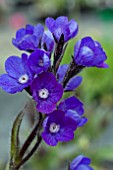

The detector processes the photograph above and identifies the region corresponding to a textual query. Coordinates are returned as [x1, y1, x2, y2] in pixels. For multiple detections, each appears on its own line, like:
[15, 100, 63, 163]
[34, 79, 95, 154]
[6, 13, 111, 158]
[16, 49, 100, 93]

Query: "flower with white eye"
[38, 88, 49, 99]
[0, 54, 33, 94]
[42, 110, 77, 146]
[31, 71, 63, 114]
[18, 74, 29, 84]
[49, 123, 60, 133]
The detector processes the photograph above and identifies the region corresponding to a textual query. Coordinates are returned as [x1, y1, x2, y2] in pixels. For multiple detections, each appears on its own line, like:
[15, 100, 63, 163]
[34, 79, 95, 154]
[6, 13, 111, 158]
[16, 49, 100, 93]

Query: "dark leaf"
[10, 109, 25, 164]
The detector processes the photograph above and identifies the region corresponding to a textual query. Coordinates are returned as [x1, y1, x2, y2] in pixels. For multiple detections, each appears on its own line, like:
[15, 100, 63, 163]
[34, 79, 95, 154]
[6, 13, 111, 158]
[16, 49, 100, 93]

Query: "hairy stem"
[17, 112, 42, 160]
[16, 136, 42, 170]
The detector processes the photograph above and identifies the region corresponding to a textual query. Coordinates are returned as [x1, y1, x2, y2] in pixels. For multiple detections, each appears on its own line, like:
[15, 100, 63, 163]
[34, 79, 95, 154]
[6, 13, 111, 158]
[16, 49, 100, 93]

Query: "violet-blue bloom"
[0, 54, 33, 94]
[58, 96, 87, 127]
[31, 72, 63, 114]
[12, 24, 44, 51]
[41, 30, 54, 52]
[70, 155, 94, 170]
[74, 36, 109, 68]
[59, 96, 84, 116]
[66, 110, 88, 127]
[45, 16, 78, 42]
[57, 64, 82, 91]
[42, 110, 77, 146]
[28, 49, 50, 74]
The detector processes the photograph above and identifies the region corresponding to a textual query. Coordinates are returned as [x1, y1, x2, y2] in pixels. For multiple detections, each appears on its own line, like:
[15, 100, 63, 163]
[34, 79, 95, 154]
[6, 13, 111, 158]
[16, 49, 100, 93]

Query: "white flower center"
[18, 74, 29, 84]
[49, 123, 60, 133]
[38, 88, 49, 99]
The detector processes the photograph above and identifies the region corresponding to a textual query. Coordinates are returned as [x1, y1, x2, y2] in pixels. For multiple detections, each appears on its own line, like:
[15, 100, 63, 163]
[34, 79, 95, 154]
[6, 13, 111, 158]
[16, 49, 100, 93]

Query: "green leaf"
[10, 110, 24, 164]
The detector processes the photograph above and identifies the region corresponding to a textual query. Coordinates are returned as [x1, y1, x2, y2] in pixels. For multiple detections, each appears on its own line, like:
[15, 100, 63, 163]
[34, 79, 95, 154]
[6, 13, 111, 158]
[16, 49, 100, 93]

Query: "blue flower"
[74, 36, 109, 68]
[42, 110, 77, 146]
[58, 96, 87, 127]
[45, 16, 78, 42]
[0, 54, 33, 94]
[70, 155, 94, 170]
[12, 24, 44, 51]
[28, 49, 50, 74]
[41, 30, 55, 52]
[31, 72, 63, 114]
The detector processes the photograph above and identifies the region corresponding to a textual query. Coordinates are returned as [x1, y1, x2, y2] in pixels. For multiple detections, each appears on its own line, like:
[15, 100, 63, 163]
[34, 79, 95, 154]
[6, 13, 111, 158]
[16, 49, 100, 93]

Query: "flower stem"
[17, 112, 42, 160]
[9, 112, 43, 170]
[15, 135, 42, 170]
[63, 57, 84, 88]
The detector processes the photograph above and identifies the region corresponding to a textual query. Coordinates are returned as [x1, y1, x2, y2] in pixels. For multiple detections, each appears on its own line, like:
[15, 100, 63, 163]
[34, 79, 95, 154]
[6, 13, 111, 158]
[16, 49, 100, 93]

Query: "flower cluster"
[0, 16, 108, 169]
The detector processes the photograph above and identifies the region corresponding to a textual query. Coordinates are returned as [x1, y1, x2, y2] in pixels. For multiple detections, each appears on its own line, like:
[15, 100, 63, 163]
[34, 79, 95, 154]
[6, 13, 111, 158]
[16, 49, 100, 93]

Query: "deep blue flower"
[70, 155, 94, 170]
[58, 96, 87, 127]
[45, 16, 78, 42]
[12, 24, 44, 51]
[0, 54, 33, 94]
[41, 30, 54, 52]
[42, 110, 77, 146]
[74, 36, 109, 68]
[28, 49, 50, 74]
[31, 72, 63, 114]
[57, 64, 82, 91]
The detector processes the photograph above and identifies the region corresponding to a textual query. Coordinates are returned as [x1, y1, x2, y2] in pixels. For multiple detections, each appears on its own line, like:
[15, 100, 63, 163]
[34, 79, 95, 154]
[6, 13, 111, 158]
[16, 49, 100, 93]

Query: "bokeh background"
[0, 0, 113, 170]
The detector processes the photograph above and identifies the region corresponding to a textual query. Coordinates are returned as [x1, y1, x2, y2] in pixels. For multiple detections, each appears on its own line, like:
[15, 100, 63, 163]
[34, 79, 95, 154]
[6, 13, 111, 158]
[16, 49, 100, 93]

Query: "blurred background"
[0, 0, 113, 170]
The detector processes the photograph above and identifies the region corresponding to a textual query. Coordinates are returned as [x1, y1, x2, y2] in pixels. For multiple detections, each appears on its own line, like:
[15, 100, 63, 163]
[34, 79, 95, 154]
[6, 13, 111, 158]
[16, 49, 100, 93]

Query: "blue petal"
[0, 74, 26, 93]
[18, 35, 38, 50]
[57, 64, 69, 83]
[64, 19, 78, 42]
[41, 30, 54, 52]
[41, 132, 58, 146]
[15, 28, 26, 41]
[25, 24, 34, 34]
[70, 155, 85, 168]
[79, 156, 91, 165]
[65, 110, 88, 127]
[70, 155, 93, 170]
[56, 16, 68, 27]
[59, 96, 84, 115]
[56, 128, 74, 142]
[45, 17, 55, 33]
[5, 56, 27, 79]
[76, 165, 93, 170]
[65, 76, 82, 91]
[77, 117, 88, 127]
[28, 49, 50, 74]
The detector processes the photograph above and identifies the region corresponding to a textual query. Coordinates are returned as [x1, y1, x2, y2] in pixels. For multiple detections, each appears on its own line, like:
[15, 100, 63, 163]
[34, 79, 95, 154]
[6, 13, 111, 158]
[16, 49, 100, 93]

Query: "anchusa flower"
[74, 36, 109, 68]
[12, 24, 44, 51]
[0, 53, 33, 93]
[42, 110, 77, 146]
[70, 155, 94, 170]
[45, 16, 78, 42]
[28, 49, 50, 74]
[0, 15, 109, 169]
[31, 72, 63, 114]
[58, 96, 87, 127]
